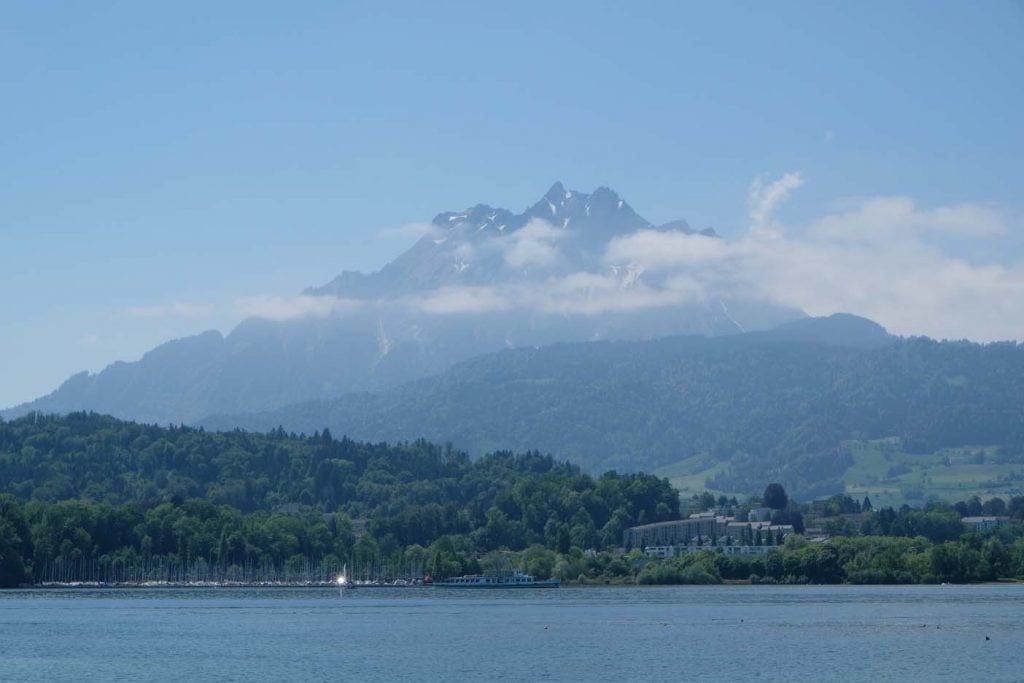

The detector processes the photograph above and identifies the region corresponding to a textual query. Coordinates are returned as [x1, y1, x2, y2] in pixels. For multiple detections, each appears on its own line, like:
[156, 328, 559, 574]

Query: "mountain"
[199, 315, 1024, 501]
[3, 183, 802, 424]
[307, 182, 719, 299]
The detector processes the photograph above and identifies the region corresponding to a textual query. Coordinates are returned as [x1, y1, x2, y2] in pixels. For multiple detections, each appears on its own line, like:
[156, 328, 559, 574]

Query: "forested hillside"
[0, 412, 679, 586]
[202, 317, 1024, 499]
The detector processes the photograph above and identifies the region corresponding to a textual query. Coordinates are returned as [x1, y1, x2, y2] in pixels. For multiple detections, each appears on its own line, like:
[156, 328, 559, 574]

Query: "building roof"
[628, 516, 729, 531]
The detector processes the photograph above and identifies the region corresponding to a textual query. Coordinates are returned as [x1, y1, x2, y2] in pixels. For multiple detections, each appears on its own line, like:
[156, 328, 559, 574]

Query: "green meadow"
[658, 439, 1024, 508]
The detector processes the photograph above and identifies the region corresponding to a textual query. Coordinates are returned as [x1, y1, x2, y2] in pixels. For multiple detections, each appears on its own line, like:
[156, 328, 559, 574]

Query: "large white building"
[961, 516, 1010, 532]
[624, 515, 793, 550]
[623, 516, 731, 549]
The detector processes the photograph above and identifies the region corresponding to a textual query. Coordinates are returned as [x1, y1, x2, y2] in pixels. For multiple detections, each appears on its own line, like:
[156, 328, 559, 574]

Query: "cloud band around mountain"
[228, 173, 1021, 342]
[387, 175, 1019, 340]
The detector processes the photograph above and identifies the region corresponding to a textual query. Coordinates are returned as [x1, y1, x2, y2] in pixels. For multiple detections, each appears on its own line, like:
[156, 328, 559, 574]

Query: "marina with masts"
[32, 554, 429, 588]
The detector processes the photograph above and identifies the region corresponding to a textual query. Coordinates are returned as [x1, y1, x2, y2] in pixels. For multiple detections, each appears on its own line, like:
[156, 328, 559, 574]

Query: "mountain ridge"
[3, 183, 802, 424]
[305, 182, 703, 299]
[196, 313, 1024, 500]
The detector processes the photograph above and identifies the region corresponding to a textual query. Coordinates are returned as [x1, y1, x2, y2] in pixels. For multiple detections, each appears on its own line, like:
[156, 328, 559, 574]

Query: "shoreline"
[8, 579, 1019, 590]
[14, 581, 415, 589]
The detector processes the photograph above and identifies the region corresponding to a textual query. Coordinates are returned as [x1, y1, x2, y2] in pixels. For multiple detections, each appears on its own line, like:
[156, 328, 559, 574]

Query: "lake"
[0, 584, 1020, 681]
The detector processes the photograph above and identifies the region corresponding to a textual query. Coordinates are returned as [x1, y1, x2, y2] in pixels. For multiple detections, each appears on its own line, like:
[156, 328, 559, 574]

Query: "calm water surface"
[0, 584, 1021, 682]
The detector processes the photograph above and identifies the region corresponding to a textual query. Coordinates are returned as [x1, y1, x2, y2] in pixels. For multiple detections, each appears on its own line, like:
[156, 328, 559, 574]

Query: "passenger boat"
[430, 569, 559, 589]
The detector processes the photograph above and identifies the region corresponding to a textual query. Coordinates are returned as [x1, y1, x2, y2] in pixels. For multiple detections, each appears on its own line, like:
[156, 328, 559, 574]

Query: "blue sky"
[2, 1, 1023, 408]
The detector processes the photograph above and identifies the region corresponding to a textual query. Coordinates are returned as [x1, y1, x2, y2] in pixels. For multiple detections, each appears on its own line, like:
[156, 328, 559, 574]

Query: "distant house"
[961, 516, 1010, 533]
[748, 507, 773, 522]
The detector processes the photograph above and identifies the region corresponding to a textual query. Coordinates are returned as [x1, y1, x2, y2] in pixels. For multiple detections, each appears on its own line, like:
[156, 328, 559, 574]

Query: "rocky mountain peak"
[310, 183, 695, 297]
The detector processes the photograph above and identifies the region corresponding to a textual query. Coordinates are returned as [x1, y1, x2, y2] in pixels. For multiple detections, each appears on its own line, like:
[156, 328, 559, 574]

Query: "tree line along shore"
[2, 413, 1024, 588]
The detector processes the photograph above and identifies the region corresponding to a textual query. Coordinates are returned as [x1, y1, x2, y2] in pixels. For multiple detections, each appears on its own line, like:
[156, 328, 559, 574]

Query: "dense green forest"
[4, 489, 1024, 588]
[0, 412, 678, 586]
[201, 320, 1024, 501]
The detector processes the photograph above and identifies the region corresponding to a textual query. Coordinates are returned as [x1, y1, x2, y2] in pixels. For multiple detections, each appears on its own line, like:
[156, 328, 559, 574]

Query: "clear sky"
[2, 1, 1023, 408]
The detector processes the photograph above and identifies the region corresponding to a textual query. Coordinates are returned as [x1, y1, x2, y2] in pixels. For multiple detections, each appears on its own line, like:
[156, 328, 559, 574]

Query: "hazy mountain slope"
[3, 183, 803, 424]
[200, 315, 1024, 499]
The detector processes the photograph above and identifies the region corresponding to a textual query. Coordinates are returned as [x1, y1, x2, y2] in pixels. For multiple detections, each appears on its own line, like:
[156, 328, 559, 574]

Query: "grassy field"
[840, 439, 1024, 508]
[653, 454, 744, 501]
[656, 438, 1024, 508]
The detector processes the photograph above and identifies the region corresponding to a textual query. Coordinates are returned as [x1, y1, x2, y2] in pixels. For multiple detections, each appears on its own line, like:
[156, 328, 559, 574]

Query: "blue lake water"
[0, 584, 1021, 681]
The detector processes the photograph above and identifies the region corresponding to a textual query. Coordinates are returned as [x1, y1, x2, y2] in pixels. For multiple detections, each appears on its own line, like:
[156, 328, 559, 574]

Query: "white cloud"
[501, 218, 567, 268]
[182, 174, 1021, 342]
[536, 272, 699, 315]
[414, 286, 511, 315]
[605, 229, 726, 270]
[123, 301, 216, 319]
[748, 172, 803, 238]
[730, 233, 1024, 341]
[809, 196, 1007, 243]
[597, 173, 1022, 341]
[233, 295, 362, 321]
[406, 271, 704, 317]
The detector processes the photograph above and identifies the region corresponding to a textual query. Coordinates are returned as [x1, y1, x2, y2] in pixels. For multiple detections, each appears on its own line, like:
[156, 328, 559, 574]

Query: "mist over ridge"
[3, 182, 803, 425]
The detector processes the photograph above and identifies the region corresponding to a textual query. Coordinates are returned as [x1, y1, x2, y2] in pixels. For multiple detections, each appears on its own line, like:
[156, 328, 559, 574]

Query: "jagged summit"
[428, 182, 646, 234]
[310, 183, 691, 298]
[545, 180, 567, 200]
[430, 203, 517, 232]
[521, 182, 644, 234]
